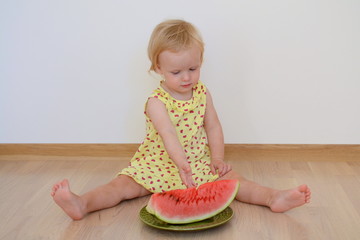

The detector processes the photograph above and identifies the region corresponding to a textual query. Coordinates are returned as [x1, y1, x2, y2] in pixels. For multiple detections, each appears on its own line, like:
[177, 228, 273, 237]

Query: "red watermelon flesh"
[146, 179, 239, 224]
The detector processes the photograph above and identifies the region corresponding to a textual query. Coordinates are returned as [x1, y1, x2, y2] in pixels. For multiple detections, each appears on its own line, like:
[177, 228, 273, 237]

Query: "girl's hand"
[210, 159, 232, 177]
[178, 163, 196, 188]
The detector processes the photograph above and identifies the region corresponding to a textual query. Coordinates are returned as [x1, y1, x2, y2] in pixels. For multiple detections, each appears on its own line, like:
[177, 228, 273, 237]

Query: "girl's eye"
[171, 71, 180, 75]
[190, 68, 197, 71]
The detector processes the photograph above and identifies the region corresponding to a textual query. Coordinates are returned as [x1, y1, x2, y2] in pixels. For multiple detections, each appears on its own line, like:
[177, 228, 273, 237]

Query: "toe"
[60, 179, 69, 188]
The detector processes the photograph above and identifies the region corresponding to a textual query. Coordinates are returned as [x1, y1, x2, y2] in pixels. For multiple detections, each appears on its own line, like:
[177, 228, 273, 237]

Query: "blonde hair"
[147, 19, 204, 72]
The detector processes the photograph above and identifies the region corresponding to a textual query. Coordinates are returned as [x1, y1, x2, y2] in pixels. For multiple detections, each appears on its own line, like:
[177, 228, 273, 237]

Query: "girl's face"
[156, 46, 201, 100]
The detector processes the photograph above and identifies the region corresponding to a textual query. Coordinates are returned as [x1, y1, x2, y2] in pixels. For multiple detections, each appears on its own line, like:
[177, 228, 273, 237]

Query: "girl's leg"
[219, 170, 311, 212]
[51, 175, 151, 220]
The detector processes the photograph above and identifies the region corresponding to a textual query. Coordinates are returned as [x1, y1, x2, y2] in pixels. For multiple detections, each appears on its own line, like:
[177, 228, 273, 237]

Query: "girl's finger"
[218, 165, 224, 177]
[188, 179, 196, 188]
[210, 163, 216, 175]
[226, 165, 232, 175]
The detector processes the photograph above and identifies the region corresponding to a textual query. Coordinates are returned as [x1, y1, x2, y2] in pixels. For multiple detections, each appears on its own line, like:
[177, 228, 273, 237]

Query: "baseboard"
[0, 144, 359, 161]
[0, 144, 138, 157]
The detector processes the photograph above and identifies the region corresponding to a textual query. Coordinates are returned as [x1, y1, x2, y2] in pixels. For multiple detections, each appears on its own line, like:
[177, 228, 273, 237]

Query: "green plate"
[139, 206, 233, 231]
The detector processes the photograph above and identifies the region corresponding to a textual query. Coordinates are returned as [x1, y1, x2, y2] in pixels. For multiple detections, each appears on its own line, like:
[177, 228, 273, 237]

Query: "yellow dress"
[119, 81, 218, 193]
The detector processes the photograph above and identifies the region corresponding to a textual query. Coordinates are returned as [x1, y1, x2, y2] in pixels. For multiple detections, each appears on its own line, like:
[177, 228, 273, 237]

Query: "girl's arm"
[146, 97, 196, 188]
[204, 90, 232, 177]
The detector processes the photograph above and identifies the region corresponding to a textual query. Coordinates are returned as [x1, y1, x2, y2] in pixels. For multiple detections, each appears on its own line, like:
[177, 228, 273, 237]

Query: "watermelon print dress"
[119, 81, 219, 193]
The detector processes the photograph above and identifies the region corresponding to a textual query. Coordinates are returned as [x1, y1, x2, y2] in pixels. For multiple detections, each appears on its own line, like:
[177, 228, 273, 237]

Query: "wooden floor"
[0, 145, 360, 240]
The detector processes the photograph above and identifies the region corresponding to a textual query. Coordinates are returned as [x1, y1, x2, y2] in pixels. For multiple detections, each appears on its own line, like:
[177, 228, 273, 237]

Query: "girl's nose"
[182, 72, 190, 81]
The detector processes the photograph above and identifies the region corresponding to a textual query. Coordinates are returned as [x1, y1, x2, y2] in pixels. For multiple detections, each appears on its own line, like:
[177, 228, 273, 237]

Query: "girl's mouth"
[182, 83, 192, 88]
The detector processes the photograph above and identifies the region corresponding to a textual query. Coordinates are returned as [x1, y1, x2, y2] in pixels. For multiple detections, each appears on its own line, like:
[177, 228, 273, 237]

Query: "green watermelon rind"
[146, 180, 240, 224]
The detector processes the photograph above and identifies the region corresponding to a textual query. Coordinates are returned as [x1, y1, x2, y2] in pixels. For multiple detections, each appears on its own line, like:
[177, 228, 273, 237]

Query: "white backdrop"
[1, 0, 359, 144]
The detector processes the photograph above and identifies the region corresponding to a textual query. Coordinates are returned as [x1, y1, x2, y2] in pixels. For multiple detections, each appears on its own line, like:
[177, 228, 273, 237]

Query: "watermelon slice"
[146, 179, 240, 224]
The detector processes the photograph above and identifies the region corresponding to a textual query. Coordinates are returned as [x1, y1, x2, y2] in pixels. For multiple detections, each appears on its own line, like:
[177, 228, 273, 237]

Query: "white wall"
[1, 0, 359, 144]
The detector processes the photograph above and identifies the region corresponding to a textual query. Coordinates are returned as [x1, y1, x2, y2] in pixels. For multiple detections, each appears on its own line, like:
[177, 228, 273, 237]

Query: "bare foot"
[51, 179, 86, 220]
[269, 184, 311, 213]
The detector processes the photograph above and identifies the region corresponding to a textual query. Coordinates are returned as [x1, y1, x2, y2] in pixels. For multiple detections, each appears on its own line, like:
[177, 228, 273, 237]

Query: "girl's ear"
[155, 64, 162, 75]
[154, 65, 165, 80]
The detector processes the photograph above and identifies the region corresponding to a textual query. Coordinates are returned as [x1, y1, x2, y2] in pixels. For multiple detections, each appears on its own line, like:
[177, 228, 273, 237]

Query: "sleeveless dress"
[119, 81, 218, 193]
